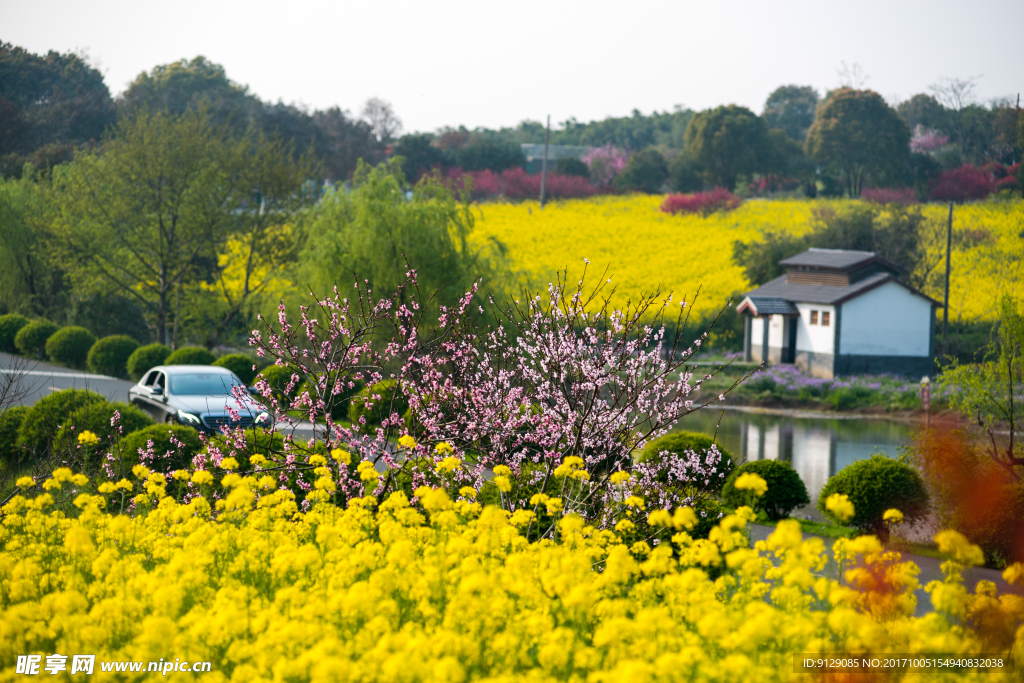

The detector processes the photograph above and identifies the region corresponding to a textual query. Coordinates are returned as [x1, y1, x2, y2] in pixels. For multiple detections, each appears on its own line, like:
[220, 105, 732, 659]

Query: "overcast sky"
[3, 0, 1022, 134]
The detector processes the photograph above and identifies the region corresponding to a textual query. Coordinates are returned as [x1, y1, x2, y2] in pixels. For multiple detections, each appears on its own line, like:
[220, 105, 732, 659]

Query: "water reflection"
[674, 408, 917, 518]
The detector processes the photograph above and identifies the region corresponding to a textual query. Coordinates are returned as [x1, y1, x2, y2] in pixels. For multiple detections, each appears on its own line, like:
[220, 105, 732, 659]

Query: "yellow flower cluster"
[1, 468, 1022, 682]
[471, 197, 1024, 321]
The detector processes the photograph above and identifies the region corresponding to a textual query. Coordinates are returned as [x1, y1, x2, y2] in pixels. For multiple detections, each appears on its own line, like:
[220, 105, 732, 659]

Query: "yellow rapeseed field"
[2, 464, 1022, 682]
[471, 197, 1024, 322]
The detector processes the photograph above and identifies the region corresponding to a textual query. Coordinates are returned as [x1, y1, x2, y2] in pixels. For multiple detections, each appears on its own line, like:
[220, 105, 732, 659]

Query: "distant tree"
[615, 149, 668, 193]
[581, 145, 628, 187]
[0, 173, 65, 317]
[393, 134, 450, 181]
[0, 42, 114, 174]
[312, 107, 377, 182]
[929, 165, 993, 202]
[908, 152, 941, 199]
[762, 85, 819, 141]
[554, 157, 589, 178]
[685, 105, 770, 191]
[805, 88, 910, 197]
[732, 231, 808, 285]
[361, 97, 402, 154]
[897, 94, 949, 133]
[455, 138, 525, 172]
[668, 152, 703, 192]
[119, 56, 257, 125]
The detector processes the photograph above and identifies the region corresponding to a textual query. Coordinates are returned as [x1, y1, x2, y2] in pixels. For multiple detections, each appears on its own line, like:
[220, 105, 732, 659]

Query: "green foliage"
[454, 139, 525, 172]
[127, 343, 170, 380]
[14, 319, 58, 358]
[44, 326, 96, 368]
[553, 158, 589, 178]
[722, 460, 810, 520]
[0, 313, 29, 353]
[668, 152, 703, 193]
[732, 230, 808, 285]
[940, 295, 1024, 480]
[817, 454, 929, 537]
[118, 424, 202, 472]
[165, 346, 215, 366]
[205, 427, 285, 471]
[53, 400, 153, 456]
[689, 498, 728, 540]
[639, 431, 734, 492]
[257, 364, 303, 404]
[615, 149, 668, 193]
[87, 335, 139, 378]
[762, 85, 819, 141]
[301, 160, 505, 316]
[393, 134, 450, 181]
[0, 406, 28, 470]
[17, 388, 105, 458]
[348, 380, 409, 429]
[212, 354, 257, 384]
[685, 105, 770, 191]
[806, 88, 910, 197]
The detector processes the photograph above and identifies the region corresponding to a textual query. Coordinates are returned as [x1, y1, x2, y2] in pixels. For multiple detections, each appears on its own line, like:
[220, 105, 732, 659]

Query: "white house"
[736, 249, 940, 378]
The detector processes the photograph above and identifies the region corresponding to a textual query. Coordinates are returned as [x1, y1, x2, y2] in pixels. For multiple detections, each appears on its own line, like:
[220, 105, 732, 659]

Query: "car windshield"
[168, 373, 244, 396]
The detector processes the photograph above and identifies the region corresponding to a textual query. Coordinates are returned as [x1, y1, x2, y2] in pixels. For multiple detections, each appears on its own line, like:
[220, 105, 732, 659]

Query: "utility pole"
[942, 201, 953, 350]
[539, 115, 550, 208]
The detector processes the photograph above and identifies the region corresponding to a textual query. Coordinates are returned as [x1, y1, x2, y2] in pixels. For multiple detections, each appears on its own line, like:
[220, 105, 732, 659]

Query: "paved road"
[750, 524, 1015, 616]
[1, 352, 315, 438]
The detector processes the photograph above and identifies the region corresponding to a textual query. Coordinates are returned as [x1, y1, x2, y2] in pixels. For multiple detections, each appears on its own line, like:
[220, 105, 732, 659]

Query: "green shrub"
[17, 388, 105, 457]
[817, 454, 929, 538]
[0, 314, 30, 353]
[297, 376, 363, 421]
[639, 431, 735, 492]
[205, 427, 285, 471]
[165, 346, 215, 366]
[45, 326, 97, 369]
[257, 364, 303, 405]
[0, 406, 29, 470]
[126, 343, 171, 380]
[54, 400, 154, 458]
[348, 380, 408, 429]
[14, 319, 59, 358]
[212, 354, 257, 385]
[722, 459, 810, 520]
[690, 498, 727, 540]
[119, 424, 202, 472]
[87, 335, 139, 378]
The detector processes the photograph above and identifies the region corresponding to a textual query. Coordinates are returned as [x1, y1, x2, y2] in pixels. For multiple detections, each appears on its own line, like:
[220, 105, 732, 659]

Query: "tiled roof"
[743, 272, 942, 306]
[736, 297, 799, 316]
[778, 248, 896, 271]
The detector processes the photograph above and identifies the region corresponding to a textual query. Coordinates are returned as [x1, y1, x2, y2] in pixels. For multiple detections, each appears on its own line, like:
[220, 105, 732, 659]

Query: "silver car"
[129, 365, 271, 432]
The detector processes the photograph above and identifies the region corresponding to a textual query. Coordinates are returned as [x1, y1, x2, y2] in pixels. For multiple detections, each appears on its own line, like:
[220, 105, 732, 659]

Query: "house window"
[810, 310, 818, 325]
[822, 311, 830, 326]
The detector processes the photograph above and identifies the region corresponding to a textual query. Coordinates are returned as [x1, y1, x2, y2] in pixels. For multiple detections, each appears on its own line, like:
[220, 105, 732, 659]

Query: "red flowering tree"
[660, 188, 741, 217]
[929, 165, 993, 202]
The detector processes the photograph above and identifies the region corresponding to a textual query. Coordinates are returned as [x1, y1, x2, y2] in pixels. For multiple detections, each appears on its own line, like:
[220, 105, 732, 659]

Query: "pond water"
[673, 408, 919, 519]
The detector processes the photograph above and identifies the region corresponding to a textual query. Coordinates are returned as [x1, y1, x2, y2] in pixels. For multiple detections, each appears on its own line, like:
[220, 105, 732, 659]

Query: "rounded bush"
[14, 319, 59, 358]
[639, 431, 735, 492]
[722, 459, 810, 520]
[54, 400, 154, 458]
[297, 376, 363, 421]
[0, 406, 29, 470]
[17, 388, 105, 457]
[87, 335, 139, 378]
[45, 326, 97, 369]
[212, 354, 257, 385]
[165, 346, 216, 366]
[817, 454, 929, 537]
[0, 313, 30, 353]
[348, 380, 408, 429]
[119, 424, 202, 472]
[127, 344, 171, 380]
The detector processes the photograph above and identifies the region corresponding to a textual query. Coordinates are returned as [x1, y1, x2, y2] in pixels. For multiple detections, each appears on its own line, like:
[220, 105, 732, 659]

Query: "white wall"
[750, 316, 764, 351]
[795, 303, 835, 354]
[768, 314, 785, 347]
[840, 281, 932, 356]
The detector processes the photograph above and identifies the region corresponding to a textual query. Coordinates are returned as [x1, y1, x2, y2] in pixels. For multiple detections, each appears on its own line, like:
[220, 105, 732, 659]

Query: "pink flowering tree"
[910, 125, 950, 154]
[581, 145, 628, 187]
[392, 265, 749, 534]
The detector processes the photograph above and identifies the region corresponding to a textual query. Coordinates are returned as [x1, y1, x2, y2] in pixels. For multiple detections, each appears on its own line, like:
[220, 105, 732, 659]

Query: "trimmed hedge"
[0, 314, 29, 353]
[722, 459, 810, 520]
[0, 406, 29, 470]
[818, 454, 930, 538]
[87, 335, 139, 378]
[127, 344, 171, 380]
[165, 346, 216, 366]
[14, 319, 59, 358]
[45, 326, 97, 369]
[212, 354, 257, 385]
[118, 424, 202, 472]
[348, 380, 408, 429]
[16, 388, 105, 457]
[639, 431, 735, 492]
[54, 400, 154, 456]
